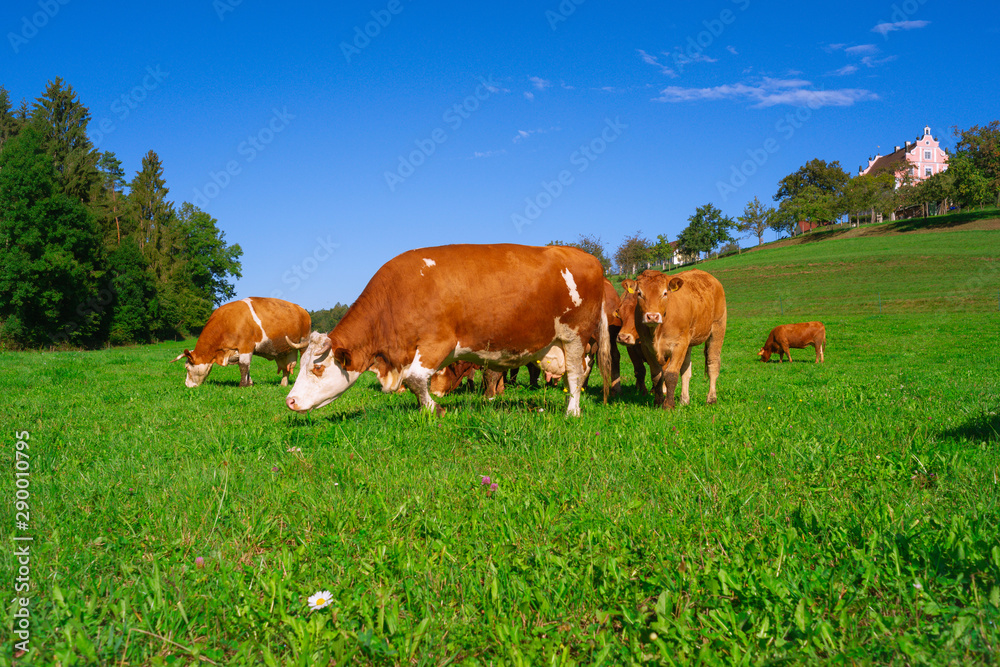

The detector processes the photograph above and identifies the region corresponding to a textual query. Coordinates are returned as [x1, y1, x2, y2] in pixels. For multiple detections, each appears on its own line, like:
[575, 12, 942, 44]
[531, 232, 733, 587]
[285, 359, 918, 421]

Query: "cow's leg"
[482, 369, 504, 399]
[609, 326, 622, 397]
[659, 346, 687, 410]
[679, 348, 693, 406]
[238, 353, 253, 387]
[527, 363, 540, 388]
[704, 329, 724, 405]
[627, 345, 648, 395]
[562, 339, 588, 417]
[402, 351, 448, 416]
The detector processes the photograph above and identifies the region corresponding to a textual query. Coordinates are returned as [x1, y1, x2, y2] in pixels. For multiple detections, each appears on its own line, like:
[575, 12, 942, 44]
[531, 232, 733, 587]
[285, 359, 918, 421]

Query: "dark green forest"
[0, 78, 242, 349]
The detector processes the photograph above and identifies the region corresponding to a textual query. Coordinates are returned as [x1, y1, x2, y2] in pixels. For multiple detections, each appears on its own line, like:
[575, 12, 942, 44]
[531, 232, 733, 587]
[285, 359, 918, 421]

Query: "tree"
[547, 235, 611, 273]
[843, 172, 897, 225]
[94, 151, 126, 246]
[949, 152, 994, 209]
[126, 150, 175, 277]
[736, 196, 772, 245]
[953, 121, 1000, 206]
[175, 202, 243, 309]
[30, 77, 99, 203]
[0, 86, 20, 152]
[677, 204, 735, 261]
[0, 126, 102, 347]
[649, 234, 673, 268]
[774, 159, 850, 227]
[614, 232, 652, 275]
[106, 237, 156, 345]
[774, 158, 851, 202]
[311, 303, 351, 332]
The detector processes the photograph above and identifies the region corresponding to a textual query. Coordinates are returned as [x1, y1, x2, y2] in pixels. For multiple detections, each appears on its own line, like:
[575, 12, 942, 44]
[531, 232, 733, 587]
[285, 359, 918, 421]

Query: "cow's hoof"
[707, 396, 717, 405]
[435, 405, 446, 417]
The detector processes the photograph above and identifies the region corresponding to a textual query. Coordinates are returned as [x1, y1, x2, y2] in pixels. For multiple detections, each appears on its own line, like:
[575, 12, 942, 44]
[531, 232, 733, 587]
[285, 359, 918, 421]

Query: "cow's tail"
[597, 301, 612, 405]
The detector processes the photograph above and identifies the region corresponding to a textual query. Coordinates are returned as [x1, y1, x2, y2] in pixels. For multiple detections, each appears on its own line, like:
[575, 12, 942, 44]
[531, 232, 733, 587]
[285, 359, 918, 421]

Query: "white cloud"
[513, 127, 560, 143]
[528, 76, 552, 91]
[636, 49, 677, 77]
[471, 150, 506, 159]
[845, 44, 879, 55]
[653, 77, 877, 108]
[523, 91, 535, 101]
[830, 64, 859, 76]
[726, 45, 738, 55]
[872, 20, 930, 35]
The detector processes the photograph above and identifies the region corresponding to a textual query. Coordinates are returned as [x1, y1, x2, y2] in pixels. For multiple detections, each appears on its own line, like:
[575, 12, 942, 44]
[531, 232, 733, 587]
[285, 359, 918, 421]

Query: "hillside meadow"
[2, 225, 1000, 665]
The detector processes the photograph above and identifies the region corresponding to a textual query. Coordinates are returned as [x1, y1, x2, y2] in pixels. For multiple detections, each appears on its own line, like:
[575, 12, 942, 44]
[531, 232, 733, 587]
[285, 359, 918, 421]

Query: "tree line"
[555, 120, 1000, 276]
[0, 78, 242, 349]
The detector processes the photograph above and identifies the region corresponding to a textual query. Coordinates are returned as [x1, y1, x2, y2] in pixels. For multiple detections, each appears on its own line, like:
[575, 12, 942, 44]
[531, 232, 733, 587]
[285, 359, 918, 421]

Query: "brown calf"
[758, 322, 826, 363]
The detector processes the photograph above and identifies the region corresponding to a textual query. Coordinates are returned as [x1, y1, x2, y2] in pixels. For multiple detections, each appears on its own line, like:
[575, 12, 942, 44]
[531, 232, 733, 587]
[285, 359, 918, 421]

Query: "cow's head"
[635, 270, 682, 329]
[615, 289, 640, 345]
[285, 332, 363, 413]
[172, 349, 215, 388]
[758, 347, 772, 362]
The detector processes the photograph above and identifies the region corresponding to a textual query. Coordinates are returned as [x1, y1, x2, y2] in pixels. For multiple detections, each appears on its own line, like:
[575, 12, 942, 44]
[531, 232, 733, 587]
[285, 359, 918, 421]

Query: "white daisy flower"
[308, 590, 332, 610]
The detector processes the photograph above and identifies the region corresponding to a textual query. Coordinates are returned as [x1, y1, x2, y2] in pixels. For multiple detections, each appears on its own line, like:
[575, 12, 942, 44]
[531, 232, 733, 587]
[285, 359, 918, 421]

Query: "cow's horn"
[286, 335, 309, 349]
[171, 352, 186, 362]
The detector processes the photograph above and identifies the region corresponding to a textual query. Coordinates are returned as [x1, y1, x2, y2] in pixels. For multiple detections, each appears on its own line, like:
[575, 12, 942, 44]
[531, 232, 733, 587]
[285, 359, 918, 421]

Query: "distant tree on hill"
[649, 234, 672, 268]
[310, 303, 350, 332]
[774, 159, 850, 226]
[843, 172, 897, 225]
[736, 196, 772, 245]
[547, 235, 611, 273]
[953, 121, 1000, 206]
[677, 204, 735, 261]
[614, 232, 652, 275]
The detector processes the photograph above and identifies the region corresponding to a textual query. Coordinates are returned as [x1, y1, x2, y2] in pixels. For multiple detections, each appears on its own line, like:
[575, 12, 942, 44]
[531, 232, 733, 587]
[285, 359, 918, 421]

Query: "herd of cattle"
[172, 243, 827, 416]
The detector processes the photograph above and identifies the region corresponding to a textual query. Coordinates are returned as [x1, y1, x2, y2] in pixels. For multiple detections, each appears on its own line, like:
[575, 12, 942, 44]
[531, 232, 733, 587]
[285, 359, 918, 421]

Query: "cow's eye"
[311, 365, 326, 377]
[662, 290, 668, 296]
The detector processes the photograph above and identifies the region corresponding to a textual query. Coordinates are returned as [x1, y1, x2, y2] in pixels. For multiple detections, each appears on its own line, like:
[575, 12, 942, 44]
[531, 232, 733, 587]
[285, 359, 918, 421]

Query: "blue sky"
[3, 0, 998, 309]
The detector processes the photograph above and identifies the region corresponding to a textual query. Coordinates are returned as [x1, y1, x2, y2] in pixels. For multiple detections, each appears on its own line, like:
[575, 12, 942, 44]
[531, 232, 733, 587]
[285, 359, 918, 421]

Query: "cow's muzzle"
[617, 332, 635, 345]
[643, 312, 662, 325]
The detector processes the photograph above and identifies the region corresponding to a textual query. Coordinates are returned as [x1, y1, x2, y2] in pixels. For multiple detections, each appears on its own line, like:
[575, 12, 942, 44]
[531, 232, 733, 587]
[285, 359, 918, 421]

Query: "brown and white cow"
[172, 297, 311, 388]
[635, 269, 726, 409]
[613, 278, 654, 395]
[758, 322, 826, 363]
[285, 244, 612, 417]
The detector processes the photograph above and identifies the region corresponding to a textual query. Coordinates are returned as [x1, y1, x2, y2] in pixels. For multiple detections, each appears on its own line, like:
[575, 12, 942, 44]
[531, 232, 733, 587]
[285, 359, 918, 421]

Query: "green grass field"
[3, 224, 1000, 665]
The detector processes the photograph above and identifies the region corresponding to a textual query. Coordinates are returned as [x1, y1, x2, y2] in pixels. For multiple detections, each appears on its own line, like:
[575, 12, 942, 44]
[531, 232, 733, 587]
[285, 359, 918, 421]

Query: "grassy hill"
[2, 224, 999, 665]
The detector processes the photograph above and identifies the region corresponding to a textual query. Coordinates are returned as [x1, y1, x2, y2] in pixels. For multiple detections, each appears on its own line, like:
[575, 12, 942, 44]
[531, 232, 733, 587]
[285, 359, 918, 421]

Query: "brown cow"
[758, 322, 826, 363]
[285, 244, 612, 416]
[613, 279, 653, 395]
[172, 297, 311, 387]
[635, 269, 726, 409]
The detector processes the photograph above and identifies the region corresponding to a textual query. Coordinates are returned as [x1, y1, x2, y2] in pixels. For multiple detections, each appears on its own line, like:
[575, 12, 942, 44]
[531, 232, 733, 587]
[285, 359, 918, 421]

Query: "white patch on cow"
[243, 297, 276, 356]
[404, 349, 437, 385]
[423, 258, 436, 267]
[561, 268, 582, 307]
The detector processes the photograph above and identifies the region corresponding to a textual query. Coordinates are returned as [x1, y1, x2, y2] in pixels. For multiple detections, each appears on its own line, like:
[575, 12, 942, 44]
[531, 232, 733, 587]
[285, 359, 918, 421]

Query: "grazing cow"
[634, 269, 727, 409]
[758, 322, 826, 363]
[172, 297, 311, 388]
[612, 279, 653, 395]
[285, 244, 612, 416]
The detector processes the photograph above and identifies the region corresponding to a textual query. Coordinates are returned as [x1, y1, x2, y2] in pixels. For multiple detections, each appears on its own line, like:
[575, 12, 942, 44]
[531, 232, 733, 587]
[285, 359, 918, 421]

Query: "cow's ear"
[667, 277, 684, 292]
[333, 347, 353, 369]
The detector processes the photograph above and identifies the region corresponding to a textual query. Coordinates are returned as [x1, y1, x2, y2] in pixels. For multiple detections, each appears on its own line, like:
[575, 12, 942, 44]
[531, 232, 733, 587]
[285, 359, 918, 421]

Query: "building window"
[925, 167, 932, 177]
[924, 150, 932, 160]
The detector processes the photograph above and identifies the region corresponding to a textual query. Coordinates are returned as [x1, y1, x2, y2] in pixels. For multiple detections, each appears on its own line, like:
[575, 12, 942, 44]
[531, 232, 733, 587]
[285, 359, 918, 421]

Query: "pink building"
[858, 125, 949, 186]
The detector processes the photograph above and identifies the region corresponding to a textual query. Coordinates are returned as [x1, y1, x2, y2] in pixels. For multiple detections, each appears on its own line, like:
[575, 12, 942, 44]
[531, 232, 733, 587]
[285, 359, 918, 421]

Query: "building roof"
[861, 144, 916, 177]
